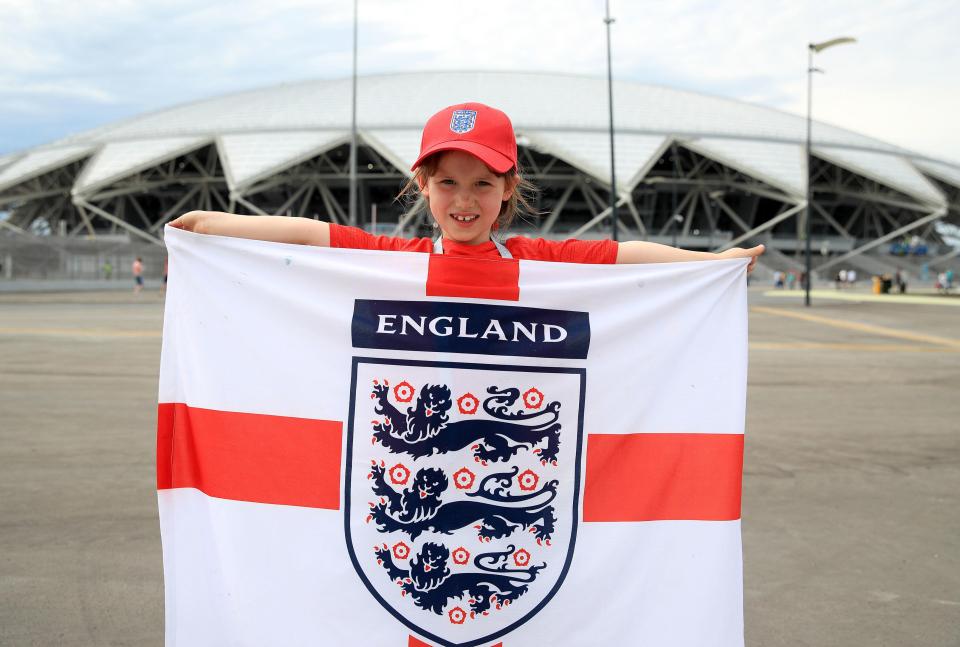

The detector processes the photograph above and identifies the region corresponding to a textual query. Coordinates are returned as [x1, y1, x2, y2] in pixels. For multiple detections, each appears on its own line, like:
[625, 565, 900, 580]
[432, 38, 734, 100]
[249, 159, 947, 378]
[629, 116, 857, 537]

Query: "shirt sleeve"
[328, 224, 432, 253]
[507, 237, 619, 264]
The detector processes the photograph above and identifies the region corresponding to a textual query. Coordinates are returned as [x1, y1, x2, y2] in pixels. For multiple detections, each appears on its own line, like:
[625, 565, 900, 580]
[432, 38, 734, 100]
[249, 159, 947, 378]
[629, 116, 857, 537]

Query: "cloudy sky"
[1, 0, 958, 162]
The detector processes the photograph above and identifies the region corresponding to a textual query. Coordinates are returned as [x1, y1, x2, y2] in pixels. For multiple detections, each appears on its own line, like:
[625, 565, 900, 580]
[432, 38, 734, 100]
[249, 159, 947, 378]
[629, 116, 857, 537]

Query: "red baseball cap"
[411, 102, 518, 174]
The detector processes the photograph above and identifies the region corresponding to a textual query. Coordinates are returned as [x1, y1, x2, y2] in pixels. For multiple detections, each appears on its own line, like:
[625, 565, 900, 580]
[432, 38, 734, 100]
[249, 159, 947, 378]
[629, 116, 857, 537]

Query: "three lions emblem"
[346, 359, 584, 646]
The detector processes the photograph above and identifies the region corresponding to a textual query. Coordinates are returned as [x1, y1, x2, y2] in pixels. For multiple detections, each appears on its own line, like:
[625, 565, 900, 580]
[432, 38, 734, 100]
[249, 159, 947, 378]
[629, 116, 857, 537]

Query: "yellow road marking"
[0, 327, 161, 339]
[750, 342, 958, 353]
[761, 289, 960, 307]
[751, 306, 960, 350]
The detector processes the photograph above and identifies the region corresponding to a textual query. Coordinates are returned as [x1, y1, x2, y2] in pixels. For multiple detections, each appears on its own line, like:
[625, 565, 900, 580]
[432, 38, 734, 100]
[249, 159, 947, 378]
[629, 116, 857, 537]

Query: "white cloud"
[0, 79, 115, 105]
[0, 0, 957, 163]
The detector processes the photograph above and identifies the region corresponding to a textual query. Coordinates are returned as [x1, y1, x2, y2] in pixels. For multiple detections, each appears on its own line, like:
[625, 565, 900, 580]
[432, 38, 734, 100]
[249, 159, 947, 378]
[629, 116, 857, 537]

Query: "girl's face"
[421, 150, 515, 246]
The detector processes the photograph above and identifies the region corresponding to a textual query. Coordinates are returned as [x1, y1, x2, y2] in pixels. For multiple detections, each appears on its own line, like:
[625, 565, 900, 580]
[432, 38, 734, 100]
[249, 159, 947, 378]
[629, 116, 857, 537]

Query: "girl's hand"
[720, 244, 765, 274]
[169, 210, 218, 234]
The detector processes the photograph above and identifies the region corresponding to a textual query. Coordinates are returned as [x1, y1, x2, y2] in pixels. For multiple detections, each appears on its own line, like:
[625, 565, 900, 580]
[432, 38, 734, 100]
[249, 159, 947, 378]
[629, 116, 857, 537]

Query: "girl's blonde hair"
[398, 152, 538, 231]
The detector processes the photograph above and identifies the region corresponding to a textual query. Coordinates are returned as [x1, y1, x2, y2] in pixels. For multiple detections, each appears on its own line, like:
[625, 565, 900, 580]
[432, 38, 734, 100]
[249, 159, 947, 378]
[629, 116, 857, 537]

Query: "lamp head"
[810, 37, 857, 53]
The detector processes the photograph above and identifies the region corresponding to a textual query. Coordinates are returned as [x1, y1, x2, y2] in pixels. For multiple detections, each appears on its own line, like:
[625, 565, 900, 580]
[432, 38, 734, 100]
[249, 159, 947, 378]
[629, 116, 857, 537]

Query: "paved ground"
[0, 287, 957, 646]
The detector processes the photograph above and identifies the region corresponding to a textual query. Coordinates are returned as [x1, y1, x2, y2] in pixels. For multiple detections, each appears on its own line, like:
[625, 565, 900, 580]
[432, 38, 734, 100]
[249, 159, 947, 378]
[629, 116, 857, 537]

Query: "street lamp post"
[604, 0, 618, 242]
[805, 36, 856, 307]
[348, 0, 359, 227]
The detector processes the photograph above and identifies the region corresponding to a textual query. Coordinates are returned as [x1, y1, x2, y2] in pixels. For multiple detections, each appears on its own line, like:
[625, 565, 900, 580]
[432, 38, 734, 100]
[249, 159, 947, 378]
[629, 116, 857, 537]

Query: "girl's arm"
[616, 241, 765, 273]
[168, 211, 330, 246]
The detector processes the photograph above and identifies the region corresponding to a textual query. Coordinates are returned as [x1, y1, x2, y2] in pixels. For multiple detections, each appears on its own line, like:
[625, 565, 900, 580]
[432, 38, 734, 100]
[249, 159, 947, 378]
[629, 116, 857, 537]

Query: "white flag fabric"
[158, 226, 748, 647]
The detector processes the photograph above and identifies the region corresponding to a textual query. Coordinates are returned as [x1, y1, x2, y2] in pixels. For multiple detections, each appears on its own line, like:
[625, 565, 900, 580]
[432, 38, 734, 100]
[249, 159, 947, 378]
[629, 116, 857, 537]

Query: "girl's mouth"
[451, 214, 478, 223]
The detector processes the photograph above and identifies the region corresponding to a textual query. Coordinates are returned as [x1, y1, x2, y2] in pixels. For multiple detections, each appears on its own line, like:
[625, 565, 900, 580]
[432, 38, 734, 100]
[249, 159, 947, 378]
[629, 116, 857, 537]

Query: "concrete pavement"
[0, 288, 957, 646]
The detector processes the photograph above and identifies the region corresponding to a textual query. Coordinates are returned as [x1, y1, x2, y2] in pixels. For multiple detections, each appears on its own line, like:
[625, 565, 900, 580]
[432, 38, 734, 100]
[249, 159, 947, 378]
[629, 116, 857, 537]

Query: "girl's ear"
[418, 175, 430, 198]
[501, 175, 517, 202]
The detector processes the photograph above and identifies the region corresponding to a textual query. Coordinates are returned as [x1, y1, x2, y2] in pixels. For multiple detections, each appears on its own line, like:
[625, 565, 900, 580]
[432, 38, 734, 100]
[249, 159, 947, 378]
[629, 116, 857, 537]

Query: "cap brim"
[411, 140, 514, 174]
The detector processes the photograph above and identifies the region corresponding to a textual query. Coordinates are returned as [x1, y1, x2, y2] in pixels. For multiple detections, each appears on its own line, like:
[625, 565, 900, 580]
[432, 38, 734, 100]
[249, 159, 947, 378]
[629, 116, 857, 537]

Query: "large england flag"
[158, 226, 747, 647]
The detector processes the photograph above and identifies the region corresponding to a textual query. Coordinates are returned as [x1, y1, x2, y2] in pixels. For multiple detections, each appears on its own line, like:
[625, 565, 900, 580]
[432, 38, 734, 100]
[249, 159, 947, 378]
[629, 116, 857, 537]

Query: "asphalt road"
[0, 287, 957, 646]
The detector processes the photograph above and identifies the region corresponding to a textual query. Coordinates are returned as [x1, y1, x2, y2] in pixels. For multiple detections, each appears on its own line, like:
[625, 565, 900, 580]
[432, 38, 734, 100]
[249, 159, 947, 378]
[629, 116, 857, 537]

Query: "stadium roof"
[1, 70, 957, 207]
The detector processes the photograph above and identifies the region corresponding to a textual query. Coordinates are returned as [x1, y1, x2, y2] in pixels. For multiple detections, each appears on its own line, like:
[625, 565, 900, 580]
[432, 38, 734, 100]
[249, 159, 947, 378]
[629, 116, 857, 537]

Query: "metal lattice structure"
[1, 71, 958, 279]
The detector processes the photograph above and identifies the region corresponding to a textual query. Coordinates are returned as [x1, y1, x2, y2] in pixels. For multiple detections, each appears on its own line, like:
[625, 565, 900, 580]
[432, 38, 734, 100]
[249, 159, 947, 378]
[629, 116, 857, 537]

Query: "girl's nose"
[454, 188, 476, 206]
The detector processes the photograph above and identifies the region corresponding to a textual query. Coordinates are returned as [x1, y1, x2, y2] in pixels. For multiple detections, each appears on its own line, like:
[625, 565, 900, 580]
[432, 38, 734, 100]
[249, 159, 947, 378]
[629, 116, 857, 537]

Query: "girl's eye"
[477, 181, 491, 187]
[440, 179, 455, 185]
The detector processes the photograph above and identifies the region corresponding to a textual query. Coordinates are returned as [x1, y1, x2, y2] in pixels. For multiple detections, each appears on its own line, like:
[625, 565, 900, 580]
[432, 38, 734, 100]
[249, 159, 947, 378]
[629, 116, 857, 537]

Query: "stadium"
[1, 70, 958, 279]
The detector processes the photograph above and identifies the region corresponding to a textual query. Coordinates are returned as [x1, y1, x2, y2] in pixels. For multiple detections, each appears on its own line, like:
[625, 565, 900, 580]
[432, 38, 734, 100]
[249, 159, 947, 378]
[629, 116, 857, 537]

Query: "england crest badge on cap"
[449, 109, 477, 134]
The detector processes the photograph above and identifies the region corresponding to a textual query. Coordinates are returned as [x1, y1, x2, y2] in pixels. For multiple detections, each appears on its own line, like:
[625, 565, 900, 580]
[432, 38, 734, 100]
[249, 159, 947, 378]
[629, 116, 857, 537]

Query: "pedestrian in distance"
[945, 269, 955, 293]
[171, 102, 763, 276]
[895, 269, 907, 294]
[132, 257, 144, 295]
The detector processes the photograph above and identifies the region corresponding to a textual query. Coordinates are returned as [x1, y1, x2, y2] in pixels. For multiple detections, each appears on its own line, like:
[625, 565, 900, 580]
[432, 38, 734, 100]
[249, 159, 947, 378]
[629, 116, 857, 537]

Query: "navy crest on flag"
[345, 357, 585, 647]
[449, 109, 478, 134]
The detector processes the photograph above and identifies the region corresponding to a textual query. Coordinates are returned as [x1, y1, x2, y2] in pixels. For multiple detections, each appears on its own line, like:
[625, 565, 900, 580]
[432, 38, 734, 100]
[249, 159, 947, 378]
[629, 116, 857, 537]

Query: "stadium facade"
[1, 71, 958, 279]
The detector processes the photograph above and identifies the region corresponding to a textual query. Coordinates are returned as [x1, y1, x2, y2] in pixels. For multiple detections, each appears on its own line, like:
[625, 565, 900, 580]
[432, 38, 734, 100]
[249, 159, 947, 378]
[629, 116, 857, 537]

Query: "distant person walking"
[132, 257, 144, 294]
[103, 260, 113, 280]
[847, 269, 857, 287]
[895, 269, 907, 294]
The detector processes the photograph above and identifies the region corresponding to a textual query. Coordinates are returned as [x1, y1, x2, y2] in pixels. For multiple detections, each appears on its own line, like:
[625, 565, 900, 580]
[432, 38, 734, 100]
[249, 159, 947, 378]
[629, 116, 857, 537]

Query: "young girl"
[171, 102, 763, 270]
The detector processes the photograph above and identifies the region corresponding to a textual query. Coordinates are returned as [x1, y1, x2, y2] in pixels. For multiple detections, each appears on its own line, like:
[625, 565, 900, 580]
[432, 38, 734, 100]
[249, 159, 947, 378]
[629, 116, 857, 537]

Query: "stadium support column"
[813, 207, 946, 274]
[718, 202, 806, 252]
[604, 0, 617, 242]
[72, 197, 163, 246]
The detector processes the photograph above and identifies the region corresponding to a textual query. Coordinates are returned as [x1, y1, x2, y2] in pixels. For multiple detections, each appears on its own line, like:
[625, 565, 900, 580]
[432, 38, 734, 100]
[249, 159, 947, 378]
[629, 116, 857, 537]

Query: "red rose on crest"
[522, 387, 544, 409]
[513, 548, 531, 567]
[452, 547, 470, 565]
[457, 393, 479, 415]
[392, 542, 410, 560]
[453, 467, 476, 490]
[393, 381, 415, 403]
[389, 463, 411, 485]
[448, 606, 467, 624]
[518, 469, 539, 491]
